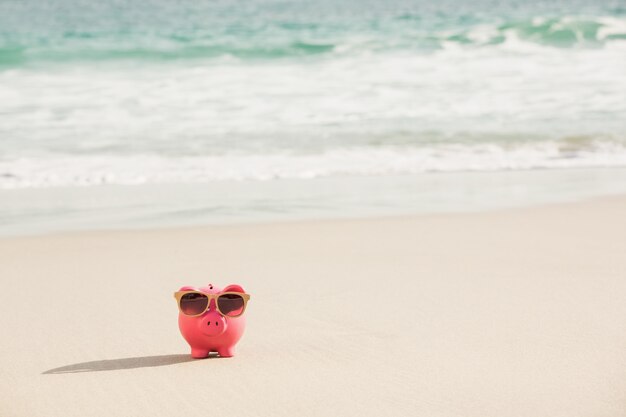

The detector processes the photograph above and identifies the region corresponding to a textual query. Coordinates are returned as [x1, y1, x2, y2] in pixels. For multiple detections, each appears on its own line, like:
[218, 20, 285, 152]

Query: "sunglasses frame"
[174, 291, 251, 318]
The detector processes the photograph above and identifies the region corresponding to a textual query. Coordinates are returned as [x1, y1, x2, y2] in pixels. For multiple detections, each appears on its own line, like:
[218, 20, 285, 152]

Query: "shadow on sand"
[42, 353, 215, 374]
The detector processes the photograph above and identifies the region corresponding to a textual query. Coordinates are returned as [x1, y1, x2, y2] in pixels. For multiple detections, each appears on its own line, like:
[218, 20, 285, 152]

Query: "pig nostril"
[215, 322, 218, 326]
[207, 322, 210, 326]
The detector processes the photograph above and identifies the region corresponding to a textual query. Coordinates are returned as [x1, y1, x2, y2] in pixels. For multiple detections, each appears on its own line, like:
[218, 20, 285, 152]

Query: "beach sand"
[1, 196, 625, 417]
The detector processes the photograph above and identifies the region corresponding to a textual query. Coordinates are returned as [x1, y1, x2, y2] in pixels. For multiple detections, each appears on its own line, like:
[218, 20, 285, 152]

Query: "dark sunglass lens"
[180, 293, 209, 315]
[218, 294, 245, 317]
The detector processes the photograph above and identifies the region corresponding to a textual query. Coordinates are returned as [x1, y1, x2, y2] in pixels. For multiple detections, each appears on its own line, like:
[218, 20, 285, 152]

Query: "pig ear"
[178, 286, 197, 291]
[223, 284, 245, 293]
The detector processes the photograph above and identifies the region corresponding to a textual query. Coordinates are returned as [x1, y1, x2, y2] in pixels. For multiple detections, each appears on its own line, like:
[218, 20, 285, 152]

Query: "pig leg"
[191, 348, 209, 359]
[217, 347, 235, 358]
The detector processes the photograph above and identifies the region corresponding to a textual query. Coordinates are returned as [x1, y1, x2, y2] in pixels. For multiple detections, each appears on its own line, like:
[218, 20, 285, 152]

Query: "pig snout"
[199, 311, 227, 336]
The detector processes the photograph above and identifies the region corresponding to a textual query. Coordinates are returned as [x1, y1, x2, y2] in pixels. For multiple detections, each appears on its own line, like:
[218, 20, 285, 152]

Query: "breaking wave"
[1, 16, 625, 67]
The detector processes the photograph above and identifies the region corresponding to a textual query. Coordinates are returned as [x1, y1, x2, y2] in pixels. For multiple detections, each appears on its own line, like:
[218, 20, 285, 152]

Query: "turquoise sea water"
[0, 0, 625, 233]
[1, 0, 625, 65]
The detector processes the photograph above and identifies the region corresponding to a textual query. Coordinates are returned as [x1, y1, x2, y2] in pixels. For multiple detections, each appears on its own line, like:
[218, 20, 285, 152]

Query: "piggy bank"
[174, 283, 250, 358]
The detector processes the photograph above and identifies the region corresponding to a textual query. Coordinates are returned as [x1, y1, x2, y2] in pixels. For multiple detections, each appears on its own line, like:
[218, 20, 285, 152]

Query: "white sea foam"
[1, 16, 625, 190]
[2, 141, 626, 189]
[1, 26, 625, 154]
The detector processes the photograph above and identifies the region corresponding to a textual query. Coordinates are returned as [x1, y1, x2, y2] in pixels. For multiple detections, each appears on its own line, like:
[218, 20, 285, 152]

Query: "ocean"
[1, 0, 625, 234]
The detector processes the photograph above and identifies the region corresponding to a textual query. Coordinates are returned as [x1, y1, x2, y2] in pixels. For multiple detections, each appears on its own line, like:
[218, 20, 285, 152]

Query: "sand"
[1, 196, 626, 417]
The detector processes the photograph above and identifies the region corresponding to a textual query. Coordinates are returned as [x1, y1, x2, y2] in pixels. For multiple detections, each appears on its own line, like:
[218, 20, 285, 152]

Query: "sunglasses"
[174, 291, 250, 318]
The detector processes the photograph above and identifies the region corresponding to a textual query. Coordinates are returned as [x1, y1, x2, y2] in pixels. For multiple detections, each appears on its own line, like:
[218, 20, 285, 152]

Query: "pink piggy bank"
[174, 283, 250, 358]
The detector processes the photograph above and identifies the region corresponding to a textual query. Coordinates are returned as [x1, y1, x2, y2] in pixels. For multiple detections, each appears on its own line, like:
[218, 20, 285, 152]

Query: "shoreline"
[0, 191, 624, 241]
[3, 167, 626, 238]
